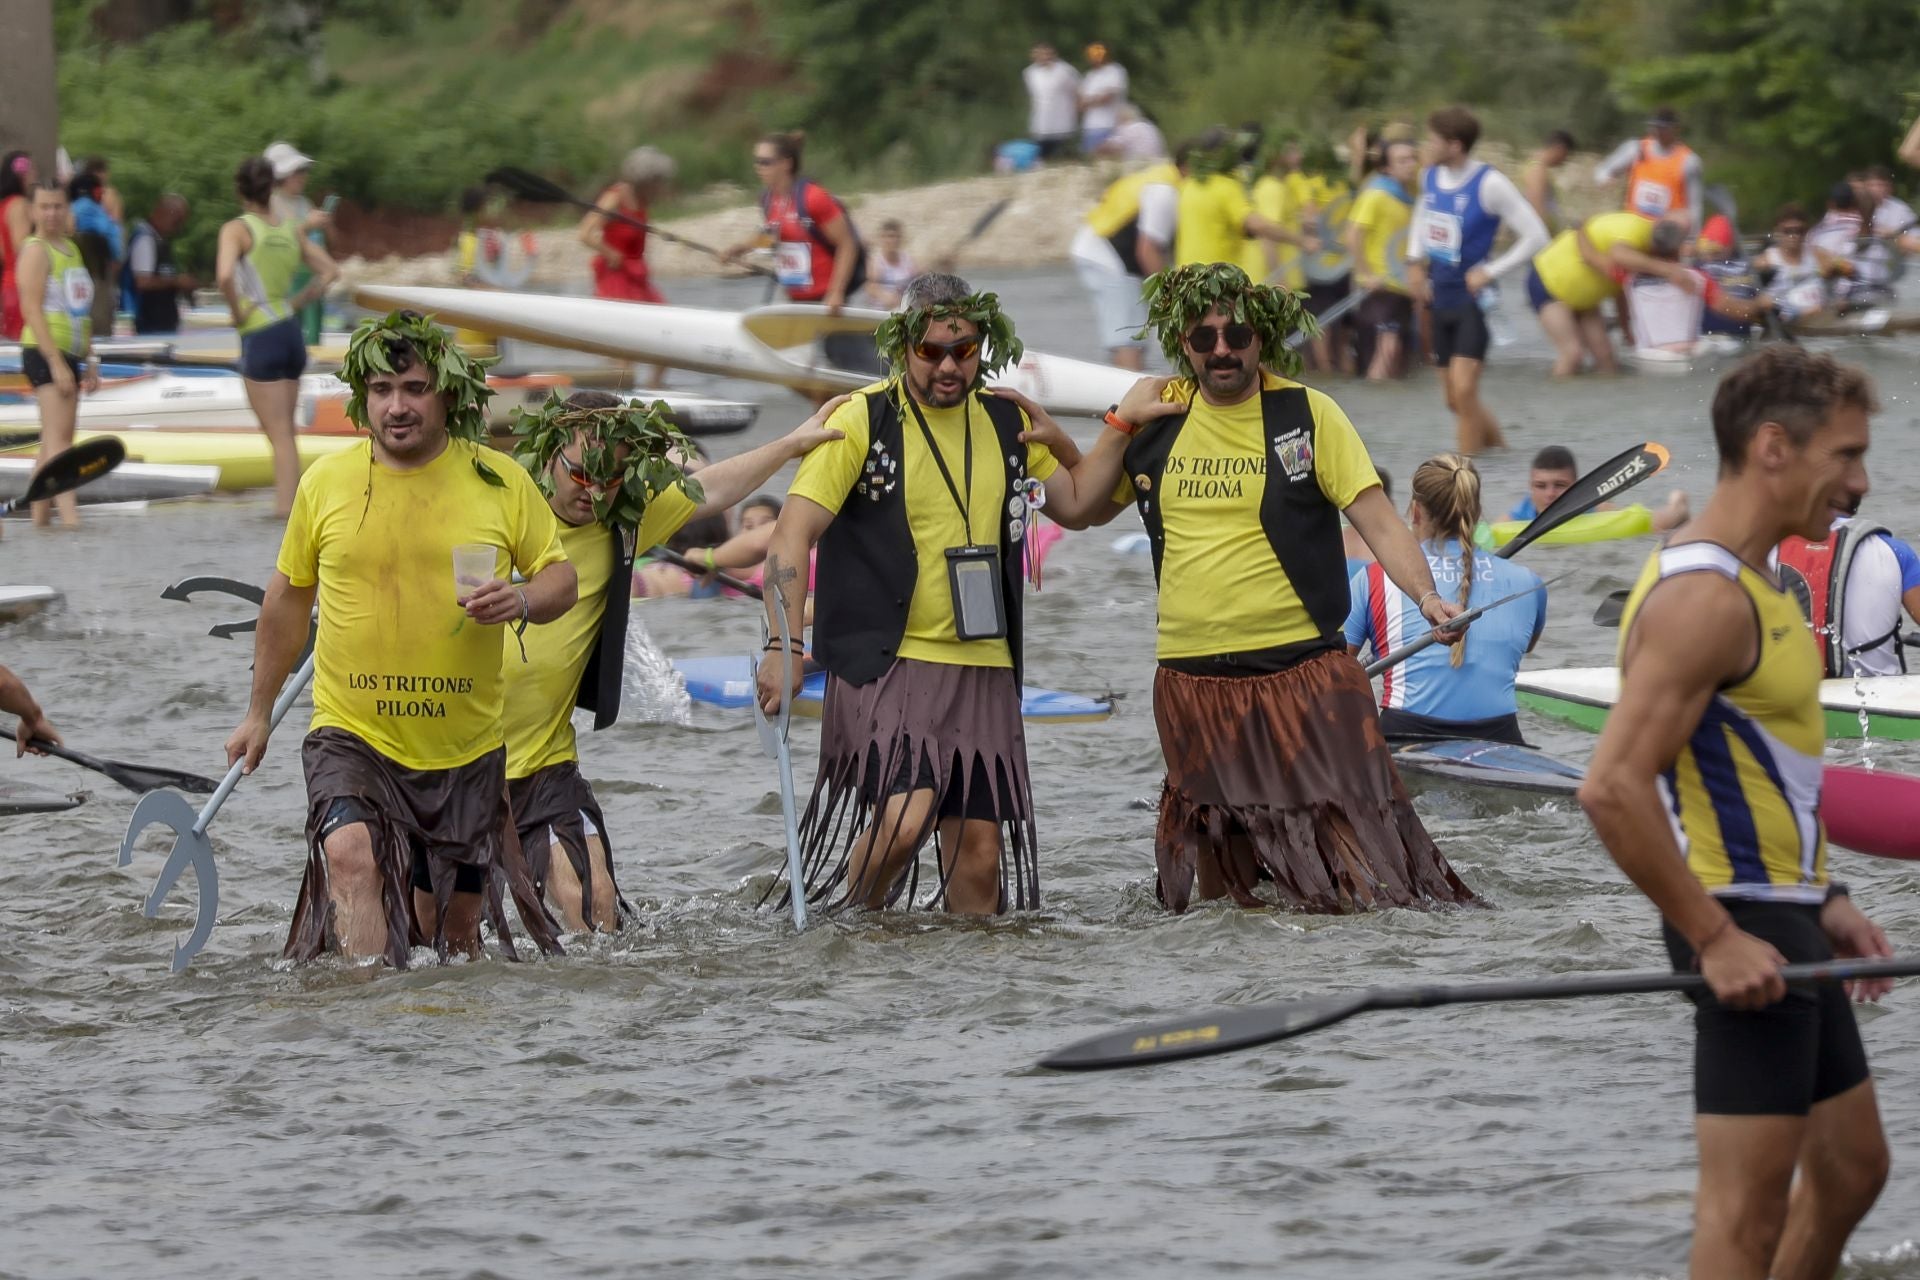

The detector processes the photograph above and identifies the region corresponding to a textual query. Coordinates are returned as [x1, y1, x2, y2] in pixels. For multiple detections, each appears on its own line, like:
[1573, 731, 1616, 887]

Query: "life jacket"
[812, 384, 1029, 686]
[1625, 140, 1692, 222]
[760, 176, 866, 301]
[1085, 162, 1180, 277]
[1777, 519, 1900, 676]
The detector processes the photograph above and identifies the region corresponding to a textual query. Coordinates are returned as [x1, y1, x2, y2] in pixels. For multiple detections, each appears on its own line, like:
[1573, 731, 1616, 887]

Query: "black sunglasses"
[912, 336, 982, 365]
[1186, 323, 1257, 352]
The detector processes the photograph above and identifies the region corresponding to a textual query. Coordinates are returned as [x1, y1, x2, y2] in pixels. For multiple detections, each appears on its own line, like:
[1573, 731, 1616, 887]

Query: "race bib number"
[58, 266, 93, 317]
[1785, 279, 1827, 313]
[1629, 180, 1671, 218]
[774, 241, 814, 290]
[1424, 211, 1463, 263]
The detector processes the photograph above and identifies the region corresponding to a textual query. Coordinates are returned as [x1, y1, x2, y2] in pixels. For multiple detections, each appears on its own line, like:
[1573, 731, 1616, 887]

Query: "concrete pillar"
[0, 0, 61, 176]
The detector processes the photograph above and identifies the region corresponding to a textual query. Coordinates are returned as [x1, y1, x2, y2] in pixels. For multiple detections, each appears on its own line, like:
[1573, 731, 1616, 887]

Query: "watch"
[1103, 404, 1138, 436]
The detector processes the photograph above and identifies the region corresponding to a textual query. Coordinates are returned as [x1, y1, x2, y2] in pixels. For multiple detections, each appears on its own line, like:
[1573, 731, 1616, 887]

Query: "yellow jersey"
[1238, 174, 1297, 286]
[1348, 180, 1413, 294]
[1532, 210, 1655, 311]
[1619, 542, 1827, 903]
[277, 438, 568, 771]
[20, 237, 92, 355]
[1174, 174, 1253, 268]
[791, 384, 1058, 669]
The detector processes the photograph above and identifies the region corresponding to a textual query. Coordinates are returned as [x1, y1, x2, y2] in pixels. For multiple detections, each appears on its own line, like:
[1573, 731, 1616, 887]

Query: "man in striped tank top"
[1581, 347, 1893, 1280]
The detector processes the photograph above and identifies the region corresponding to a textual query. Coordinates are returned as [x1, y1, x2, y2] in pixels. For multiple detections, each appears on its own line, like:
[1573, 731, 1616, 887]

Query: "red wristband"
[1104, 410, 1138, 436]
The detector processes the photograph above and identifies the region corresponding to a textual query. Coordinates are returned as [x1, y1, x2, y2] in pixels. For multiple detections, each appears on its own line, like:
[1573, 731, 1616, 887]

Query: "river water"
[3, 269, 1918, 1279]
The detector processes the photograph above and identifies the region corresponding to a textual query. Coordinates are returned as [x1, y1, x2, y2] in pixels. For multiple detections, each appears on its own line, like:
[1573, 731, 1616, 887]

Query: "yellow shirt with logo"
[1175, 174, 1253, 268]
[1112, 372, 1380, 659]
[1239, 174, 1299, 286]
[20, 237, 92, 355]
[1531, 210, 1655, 311]
[276, 438, 568, 771]
[1348, 183, 1412, 294]
[1618, 542, 1828, 902]
[790, 383, 1058, 669]
[503, 486, 697, 779]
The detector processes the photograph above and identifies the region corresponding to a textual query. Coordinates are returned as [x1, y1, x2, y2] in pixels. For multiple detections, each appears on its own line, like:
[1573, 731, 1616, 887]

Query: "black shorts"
[882, 741, 1014, 823]
[1662, 899, 1870, 1116]
[1357, 290, 1413, 334]
[238, 316, 308, 382]
[1430, 304, 1490, 365]
[317, 794, 489, 895]
[20, 347, 82, 388]
[1306, 277, 1351, 317]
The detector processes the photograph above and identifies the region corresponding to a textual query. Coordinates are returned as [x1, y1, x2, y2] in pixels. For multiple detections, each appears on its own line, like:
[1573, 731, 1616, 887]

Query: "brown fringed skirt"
[508, 759, 630, 929]
[782, 657, 1039, 913]
[1151, 650, 1479, 914]
[288, 728, 564, 966]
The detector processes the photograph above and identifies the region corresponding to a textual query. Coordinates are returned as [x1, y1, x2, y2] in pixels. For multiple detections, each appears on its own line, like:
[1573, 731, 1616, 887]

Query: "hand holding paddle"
[0, 727, 217, 793]
[1363, 574, 1566, 678]
[485, 166, 778, 279]
[0, 437, 126, 518]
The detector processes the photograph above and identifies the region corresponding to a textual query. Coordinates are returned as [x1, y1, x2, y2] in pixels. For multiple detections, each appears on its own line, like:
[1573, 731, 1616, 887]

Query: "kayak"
[0, 778, 85, 817]
[0, 371, 343, 430]
[1391, 738, 1585, 797]
[1516, 666, 1920, 741]
[0, 586, 62, 624]
[1477, 506, 1654, 549]
[1791, 308, 1920, 338]
[1822, 765, 1920, 859]
[673, 654, 1113, 724]
[352, 287, 1140, 418]
[0, 457, 219, 504]
[0, 429, 358, 492]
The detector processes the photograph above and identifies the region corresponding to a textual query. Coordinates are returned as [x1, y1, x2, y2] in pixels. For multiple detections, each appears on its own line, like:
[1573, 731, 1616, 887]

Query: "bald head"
[153, 193, 189, 235]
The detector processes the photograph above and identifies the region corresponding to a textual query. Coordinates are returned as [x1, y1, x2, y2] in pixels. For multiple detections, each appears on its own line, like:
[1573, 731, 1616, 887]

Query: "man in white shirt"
[1024, 44, 1082, 161]
[1078, 42, 1129, 154]
[1070, 156, 1179, 369]
[1405, 106, 1550, 454]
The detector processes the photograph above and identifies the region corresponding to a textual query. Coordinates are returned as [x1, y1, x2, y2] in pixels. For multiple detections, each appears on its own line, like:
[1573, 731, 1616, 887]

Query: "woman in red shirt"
[579, 146, 675, 304]
[1, 150, 37, 339]
[724, 132, 862, 313]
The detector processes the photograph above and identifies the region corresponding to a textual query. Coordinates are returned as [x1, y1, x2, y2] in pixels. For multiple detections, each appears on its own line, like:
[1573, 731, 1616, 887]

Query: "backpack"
[760, 177, 867, 296]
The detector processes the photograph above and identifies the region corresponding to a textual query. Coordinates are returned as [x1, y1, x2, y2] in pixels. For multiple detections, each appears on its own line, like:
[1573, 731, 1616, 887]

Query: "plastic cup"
[453, 544, 498, 603]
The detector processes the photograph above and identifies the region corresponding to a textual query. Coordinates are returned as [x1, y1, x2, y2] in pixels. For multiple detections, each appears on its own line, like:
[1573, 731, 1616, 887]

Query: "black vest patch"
[1122, 384, 1348, 642]
[813, 384, 1030, 686]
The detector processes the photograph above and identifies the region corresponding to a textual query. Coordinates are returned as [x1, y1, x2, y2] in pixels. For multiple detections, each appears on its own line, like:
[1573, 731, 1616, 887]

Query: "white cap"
[264, 141, 314, 180]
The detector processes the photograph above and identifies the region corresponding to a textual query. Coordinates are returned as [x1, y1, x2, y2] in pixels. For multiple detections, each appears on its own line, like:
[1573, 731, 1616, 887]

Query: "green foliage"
[873, 291, 1025, 383]
[340, 309, 496, 444]
[1139, 263, 1316, 378]
[510, 391, 703, 530]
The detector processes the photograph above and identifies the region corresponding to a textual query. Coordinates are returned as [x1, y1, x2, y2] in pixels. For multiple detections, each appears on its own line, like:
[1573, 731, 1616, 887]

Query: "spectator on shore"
[1024, 43, 1081, 161]
[1093, 104, 1167, 161]
[124, 194, 196, 335]
[67, 170, 122, 337]
[1078, 42, 1129, 154]
[861, 219, 918, 310]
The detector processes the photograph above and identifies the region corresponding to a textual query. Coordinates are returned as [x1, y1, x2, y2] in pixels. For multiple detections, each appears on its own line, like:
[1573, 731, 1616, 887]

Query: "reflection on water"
[2, 268, 1917, 1278]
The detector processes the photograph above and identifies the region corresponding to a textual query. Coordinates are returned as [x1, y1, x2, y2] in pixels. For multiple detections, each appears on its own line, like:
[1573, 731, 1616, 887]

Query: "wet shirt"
[277, 438, 567, 771]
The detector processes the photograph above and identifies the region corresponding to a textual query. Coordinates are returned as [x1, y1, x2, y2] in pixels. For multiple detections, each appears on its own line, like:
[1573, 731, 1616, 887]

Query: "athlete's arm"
[817, 210, 859, 315]
[1246, 211, 1312, 250]
[214, 218, 253, 329]
[688, 395, 849, 519]
[0, 663, 59, 755]
[1050, 375, 1182, 529]
[1404, 201, 1431, 304]
[1475, 171, 1551, 285]
[1592, 139, 1638, 184]
[1607, 240, 1700, 294]
[1577, 572, 1789, 1009]
[1521, 161, 1551, 223]
[1343, 216, 1372, 287]
[756, 496, 834, 713]
[225, 572, 317, 773]
[578, 187, 624, 263]
[690, 522, 774, 573]
[1136, 234, 1168, 276]
[1344, 486, 1463, 629]
[1901, 115, 1920, 169]
[290, 233, 338, 313]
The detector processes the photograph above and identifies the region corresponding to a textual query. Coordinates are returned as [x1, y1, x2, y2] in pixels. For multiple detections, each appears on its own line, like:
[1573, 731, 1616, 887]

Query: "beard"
[909, 369, 970, 409]
[1199, 354, 1257, 401]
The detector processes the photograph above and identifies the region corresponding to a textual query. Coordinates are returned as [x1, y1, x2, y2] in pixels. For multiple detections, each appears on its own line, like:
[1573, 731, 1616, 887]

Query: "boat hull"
[1516, 666, 1920, 741]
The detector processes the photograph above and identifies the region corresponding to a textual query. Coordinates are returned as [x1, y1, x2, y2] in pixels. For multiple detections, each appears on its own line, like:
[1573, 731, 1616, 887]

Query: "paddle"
[1502, 442, 1669, 558]
[752, 579, 809, 930]
[1039, 956, 1920, 1071]
[929, 197, 1014, 272]
[648, 545, 763, 599]
[1362, 575, 1563, 678]
[485, 166, 777, 279]
[0, 437, 126, 517]
[0, 727, 217, 794]
[1285, 288, 1368, 349]
[1593, 589, 1631, 627]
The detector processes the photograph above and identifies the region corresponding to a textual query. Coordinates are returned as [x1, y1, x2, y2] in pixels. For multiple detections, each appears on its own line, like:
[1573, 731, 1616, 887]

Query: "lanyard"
[903, 387, 975, 545]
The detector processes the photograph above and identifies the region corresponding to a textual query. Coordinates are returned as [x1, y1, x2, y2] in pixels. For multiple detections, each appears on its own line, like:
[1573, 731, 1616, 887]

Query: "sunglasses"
[752, 155, 780, 167]
[557, 449, 622, 495]
[912, 337, 982, 364]
[1186, 323, 1257, 352]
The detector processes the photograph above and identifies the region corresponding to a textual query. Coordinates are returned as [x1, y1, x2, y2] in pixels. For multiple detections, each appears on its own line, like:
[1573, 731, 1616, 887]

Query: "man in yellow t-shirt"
[1525, 209, 1698, 375]
[1344, 138, 1417, 380]
[225, 312, 579, 968]
[753, 273, 1111, 917]
[1059, 262, 1478, 914]
[502, 390, 844, 933]
[1173, 130, 1318, 269]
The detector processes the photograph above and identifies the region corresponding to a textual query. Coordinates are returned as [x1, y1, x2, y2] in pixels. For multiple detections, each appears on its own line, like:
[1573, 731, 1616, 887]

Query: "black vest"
[1121, 384, 1348, 642]
[813, 384, 1029, 686]
[128, 221, 181, 335]
[575, 523, 637, 730]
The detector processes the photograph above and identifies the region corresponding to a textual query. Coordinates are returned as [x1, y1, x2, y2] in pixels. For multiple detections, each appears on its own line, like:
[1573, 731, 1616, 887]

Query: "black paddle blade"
[1593, 588, 1631, 628]
[0, 728, 218, 795]
[1499, 442, 1668, 559]
[486, 166, 574, 206]
[1039, 992, 1372, 1072]
[23, 437, 126, 504]
[967, 197, 1013, 241]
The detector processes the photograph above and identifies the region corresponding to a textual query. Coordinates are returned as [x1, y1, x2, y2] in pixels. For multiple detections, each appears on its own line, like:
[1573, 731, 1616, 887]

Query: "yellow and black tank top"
[1619, 542, 1827, 903]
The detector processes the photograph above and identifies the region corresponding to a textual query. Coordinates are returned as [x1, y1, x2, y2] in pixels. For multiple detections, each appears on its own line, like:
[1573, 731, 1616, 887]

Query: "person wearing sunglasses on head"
[753, 273, 1113, 918]
[500, 390, 843, 933]
[1045, 261, 1481, 916]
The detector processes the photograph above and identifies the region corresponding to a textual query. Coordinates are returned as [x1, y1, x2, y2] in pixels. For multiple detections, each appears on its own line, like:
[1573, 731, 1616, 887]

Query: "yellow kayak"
[0, 429, 361, 492]
[1477, 505, 1655, 549]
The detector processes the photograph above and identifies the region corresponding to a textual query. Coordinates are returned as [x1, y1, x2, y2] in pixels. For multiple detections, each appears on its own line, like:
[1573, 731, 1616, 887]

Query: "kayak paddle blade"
[1041, 992, 1374, 1071]
[0, 437, 126, 515]
[1500, 442, 1667, 559]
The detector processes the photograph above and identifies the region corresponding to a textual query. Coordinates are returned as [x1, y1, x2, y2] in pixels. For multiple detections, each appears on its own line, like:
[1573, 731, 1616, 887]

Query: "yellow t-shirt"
[1348, 183, 1412, 294]
[1532, 210, 1655, 311]
[502, 486, 697, 779]
[789, 384, 1059, 669]
[1175, 174, 1253, 268]
[452, 231, 495, 351]
[1112, 373, 1380, 659]
[1238, 174, 1298, 286]
[276, 438, 568, 771]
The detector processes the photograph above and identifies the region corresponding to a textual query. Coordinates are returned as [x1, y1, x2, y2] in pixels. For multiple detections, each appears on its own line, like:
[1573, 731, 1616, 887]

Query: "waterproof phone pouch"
[946, 545, 1007, 641]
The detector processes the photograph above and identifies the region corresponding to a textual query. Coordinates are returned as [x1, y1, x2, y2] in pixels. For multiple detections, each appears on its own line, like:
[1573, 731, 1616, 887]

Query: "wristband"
[1824, 881, 1851, 903]
[1417, 590, 1442, 611]
[1103, 405, 1139, 436]
[703, 548, 717, 573]
[515, 588, 530, 624]
[763, 638, 805, 652]
[1693, 915, 1733, 958]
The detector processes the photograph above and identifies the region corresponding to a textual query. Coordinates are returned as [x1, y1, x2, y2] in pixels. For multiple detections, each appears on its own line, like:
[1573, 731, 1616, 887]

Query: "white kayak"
[0, 586, 62, 624]
[0, 457, 220, 504]
[352, 287, 1140, 418]
[0, 372, 342, 430]
[1516, 666, 1920, 742]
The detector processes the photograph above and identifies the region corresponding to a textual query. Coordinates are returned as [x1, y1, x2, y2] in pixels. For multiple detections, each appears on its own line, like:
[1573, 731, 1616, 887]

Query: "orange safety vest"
[1625, 140, 1692, 222]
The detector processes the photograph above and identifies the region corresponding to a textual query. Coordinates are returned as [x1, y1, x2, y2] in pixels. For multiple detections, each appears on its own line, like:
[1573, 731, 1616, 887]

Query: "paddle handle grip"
[1371, 956, 1920, 1014]
[194, 649, 318, 835]
[1362, 604, 1482, 678]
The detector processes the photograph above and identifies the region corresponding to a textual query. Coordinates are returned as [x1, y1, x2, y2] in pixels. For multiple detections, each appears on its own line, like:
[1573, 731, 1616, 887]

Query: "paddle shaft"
[196, 649, 317, 835]
[1362, 577, 1557, 678]
[1285, 288, 1367, 347]
[0, 728, 217, 793]
[650, 545, 763, 598]
[489, 167, 775, 277]
[752, 575, 808, 929]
